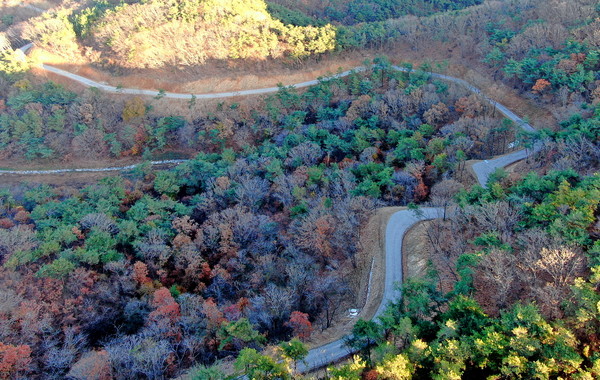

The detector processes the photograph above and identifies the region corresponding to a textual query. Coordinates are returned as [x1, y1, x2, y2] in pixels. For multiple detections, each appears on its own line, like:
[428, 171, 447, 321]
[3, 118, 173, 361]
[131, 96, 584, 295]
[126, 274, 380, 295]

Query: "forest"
[0, 59, 518, 378]
[268, 0, 482, 25]
[0, 0, 598, 379]
[14, 0, 483, 70]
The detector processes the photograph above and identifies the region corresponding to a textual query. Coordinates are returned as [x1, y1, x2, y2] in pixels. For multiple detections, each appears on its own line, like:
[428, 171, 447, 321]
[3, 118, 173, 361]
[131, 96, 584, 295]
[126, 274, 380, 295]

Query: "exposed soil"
[30, 48, 370, 94]
[459, 159, 479, 188]
[402, 220, 433, 280]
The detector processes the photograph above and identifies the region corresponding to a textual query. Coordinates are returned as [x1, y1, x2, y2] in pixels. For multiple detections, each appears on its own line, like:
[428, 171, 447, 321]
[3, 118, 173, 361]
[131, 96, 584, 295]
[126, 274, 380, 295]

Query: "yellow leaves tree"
[24, 10, 79, 58]
[90, 0, 336, 69]
[122, 97, 146, 122]
[376, 354, 414, 380]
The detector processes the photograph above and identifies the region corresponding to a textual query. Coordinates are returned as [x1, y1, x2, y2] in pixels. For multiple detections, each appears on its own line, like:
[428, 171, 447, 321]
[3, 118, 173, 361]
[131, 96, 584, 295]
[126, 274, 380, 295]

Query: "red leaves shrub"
[66, 350, 111, 380]
[133, 261, 151, 285]
[150, 287, 180, 324]
[13, 210, 30, 223]
[362, 369, 379, 380]
[285, 311, 313, 340]
[0, 219, 14, 229]
[203, 298, 226, 331]
[223, 298, 249, 321]
[0, 343, 31, 379]
[532, 79, 551, 94]
[149, 287, 181, 340]
[454, 95, 483, 118]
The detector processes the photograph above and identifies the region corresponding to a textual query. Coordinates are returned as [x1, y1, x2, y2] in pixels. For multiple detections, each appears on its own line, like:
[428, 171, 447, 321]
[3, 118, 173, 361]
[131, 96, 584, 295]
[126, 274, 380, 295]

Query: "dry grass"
[403, 220, 433, 280]
[31, 47, 368, 93]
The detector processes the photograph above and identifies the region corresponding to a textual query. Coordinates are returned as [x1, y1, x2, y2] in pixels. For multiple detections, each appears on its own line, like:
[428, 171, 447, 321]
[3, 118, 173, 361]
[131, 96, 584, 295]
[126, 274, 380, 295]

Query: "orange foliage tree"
[285, 311, 313, 340]
[149, 287, 181, 340]
[532, 78, 551, 94]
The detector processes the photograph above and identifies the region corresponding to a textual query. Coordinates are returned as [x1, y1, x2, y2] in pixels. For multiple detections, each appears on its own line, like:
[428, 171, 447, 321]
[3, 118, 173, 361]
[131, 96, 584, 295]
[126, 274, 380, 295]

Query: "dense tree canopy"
[0, 0, 598, 378]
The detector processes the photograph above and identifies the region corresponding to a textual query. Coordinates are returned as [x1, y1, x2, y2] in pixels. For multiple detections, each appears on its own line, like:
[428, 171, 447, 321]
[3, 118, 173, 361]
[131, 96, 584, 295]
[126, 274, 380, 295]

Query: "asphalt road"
[297, 207, 444, 372]
[8, 32, 540, 373]
[300, 150, 529, 371]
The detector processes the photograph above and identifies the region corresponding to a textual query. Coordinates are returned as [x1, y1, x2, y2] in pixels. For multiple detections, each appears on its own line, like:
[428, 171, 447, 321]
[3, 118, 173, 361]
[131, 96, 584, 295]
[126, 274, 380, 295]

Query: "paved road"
[39, 64, 370, 99]
[0, 160, 187, 176]
[9, 31, 541, 373]
[3, 59, 537, 179]
[26, 61, 533, 138]
[297, 69, 538, 369]
[298, 207, 443, 372]
[300, 147, 532, 371]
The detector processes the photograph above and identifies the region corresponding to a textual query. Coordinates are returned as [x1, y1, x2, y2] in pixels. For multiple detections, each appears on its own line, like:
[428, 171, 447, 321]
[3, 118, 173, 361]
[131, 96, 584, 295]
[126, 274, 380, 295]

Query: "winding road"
[4, 23, 540, 373]
[2, 57, 536, 177]
[298, 207, 443, 372]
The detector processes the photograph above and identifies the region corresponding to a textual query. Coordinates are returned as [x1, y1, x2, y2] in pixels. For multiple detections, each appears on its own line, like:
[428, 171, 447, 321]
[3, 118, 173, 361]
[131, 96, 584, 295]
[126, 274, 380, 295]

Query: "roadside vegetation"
[0, 60, 515, 378]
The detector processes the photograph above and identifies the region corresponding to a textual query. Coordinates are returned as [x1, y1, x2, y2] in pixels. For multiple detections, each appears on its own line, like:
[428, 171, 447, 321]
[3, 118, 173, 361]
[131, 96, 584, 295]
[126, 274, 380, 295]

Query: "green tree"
[279, 338, 308, 373]
[190, 363, 225, 380]
[218, 318, 265, 350]
[234, 348, 290, 380]
[37, 257, 75, 279]
[345, 319, 383, 365]
[154, 171, 180, 198]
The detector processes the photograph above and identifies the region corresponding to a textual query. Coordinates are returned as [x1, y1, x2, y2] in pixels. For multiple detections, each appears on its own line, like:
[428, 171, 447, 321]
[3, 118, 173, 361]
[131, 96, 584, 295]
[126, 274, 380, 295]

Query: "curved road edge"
[6, 41, 543, 374]
[1, 63, 536, 177]
[299, 147, 533, 372]
[297, 207, 443, 372]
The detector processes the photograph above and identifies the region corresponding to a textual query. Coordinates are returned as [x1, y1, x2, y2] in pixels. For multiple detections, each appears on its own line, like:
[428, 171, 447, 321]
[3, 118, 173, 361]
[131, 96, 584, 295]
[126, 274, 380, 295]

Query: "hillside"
[24, 0, 337, 69]
[21, 0, 485, 71]
[268, 0, 483, 25]
[0, 0, 598, 379]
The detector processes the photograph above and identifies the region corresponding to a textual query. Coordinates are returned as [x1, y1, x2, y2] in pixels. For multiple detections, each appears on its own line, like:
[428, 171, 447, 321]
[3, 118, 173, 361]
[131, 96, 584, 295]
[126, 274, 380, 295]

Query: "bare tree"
[80, 213, 118, 234]
[285, 142, 323, 168]
[429, 179, 463, 220]
[464, 201, 520, 243]
[478, 249, 518, 309]
[105, 334, 173, 380]
[234, 175, 269, 211]
[249, 283, 295, 334]
[308, 274, 349, 330]
[43, 328, 87, 378]
[0, 226, 38, 264]
[534, 246, 587, 288]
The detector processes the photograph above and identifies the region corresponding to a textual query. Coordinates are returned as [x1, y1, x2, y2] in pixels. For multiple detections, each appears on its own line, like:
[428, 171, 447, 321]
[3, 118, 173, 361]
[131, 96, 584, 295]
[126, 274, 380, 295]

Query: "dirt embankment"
[402, 220, 433, 281]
